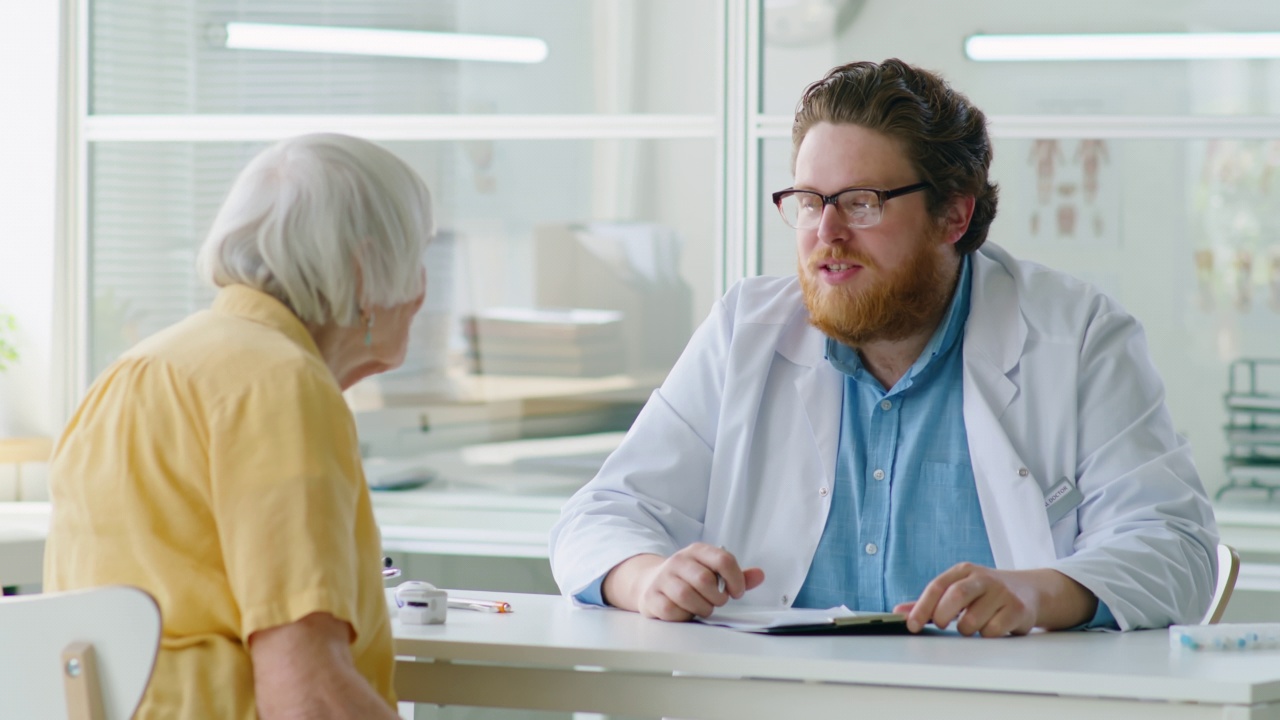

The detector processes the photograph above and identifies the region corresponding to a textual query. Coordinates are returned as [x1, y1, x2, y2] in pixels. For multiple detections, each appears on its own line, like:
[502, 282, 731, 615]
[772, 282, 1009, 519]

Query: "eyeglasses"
[771, 182, 930, 230]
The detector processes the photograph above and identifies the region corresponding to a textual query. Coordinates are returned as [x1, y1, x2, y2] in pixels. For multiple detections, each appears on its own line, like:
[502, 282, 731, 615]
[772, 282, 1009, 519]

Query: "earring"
[364, 312, 375, 347]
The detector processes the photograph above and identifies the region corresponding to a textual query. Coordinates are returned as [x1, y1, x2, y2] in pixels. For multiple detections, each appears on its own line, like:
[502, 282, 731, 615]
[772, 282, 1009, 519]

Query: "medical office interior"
[5, 0, 1280, 717]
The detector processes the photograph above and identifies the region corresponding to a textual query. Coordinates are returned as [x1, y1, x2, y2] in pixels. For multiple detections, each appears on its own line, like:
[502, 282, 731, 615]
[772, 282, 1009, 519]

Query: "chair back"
[1203, 543, 1241, 625]
[0, 585, 160, 719]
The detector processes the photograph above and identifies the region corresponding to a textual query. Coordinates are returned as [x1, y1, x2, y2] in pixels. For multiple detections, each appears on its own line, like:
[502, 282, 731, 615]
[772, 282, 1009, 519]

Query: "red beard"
[799, 236, 957, 347]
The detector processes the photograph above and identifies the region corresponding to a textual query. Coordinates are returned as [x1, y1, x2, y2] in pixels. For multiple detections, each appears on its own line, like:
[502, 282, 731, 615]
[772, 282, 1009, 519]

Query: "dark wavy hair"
[791, 59, 999, 255]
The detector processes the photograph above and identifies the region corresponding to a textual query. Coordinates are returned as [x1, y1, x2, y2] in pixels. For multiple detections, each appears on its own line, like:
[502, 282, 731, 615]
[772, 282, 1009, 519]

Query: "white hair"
[198, 133, 433, 327]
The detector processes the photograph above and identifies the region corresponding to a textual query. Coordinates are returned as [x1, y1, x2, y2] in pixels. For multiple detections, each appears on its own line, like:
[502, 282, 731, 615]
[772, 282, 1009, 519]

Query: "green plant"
[0, 312, 17, 372]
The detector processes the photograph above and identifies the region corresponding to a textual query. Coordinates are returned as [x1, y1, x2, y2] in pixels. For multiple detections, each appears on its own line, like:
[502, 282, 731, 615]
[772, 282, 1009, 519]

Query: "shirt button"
[1018, 467, 1030, 477]
[782, 594, 789, 605]
[819, 487, 828, 497]
[880, 400, 892, 411]
[873, 469, 885, 481]
[865, 543, 878, 555]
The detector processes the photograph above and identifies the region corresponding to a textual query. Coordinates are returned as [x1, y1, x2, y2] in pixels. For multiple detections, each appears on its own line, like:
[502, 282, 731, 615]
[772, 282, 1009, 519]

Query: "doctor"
[549, 58, 1218, 636]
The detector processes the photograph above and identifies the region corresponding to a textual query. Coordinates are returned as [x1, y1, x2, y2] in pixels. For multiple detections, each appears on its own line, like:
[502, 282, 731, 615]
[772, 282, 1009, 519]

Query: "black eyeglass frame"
[771, 181, 931, 229]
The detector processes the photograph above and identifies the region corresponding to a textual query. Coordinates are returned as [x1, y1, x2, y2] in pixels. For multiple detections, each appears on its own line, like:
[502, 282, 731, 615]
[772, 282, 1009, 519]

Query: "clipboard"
[696, 607, 908, 635]
[756, 613, 908, 635]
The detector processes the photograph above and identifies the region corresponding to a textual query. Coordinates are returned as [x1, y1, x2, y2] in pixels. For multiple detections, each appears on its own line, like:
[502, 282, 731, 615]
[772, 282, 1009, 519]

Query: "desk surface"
[7, 496, 1280, 580]
[0, 453, 570, 571]
[393, 591, 1280, 708]
[369, 435, 594, 558]
[0, 503, 50, 587]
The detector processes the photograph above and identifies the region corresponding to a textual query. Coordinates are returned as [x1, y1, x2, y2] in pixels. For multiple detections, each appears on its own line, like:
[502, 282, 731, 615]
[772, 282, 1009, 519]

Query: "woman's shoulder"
[117, 309, 341, 406]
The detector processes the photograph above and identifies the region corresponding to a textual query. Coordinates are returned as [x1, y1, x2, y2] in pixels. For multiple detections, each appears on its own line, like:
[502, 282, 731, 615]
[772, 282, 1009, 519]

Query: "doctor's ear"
[938, 195, 976, 246]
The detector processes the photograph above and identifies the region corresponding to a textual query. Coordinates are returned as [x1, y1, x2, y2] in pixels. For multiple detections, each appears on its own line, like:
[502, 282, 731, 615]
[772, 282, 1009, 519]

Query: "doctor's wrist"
[1027, 568, 1099, 631]
[602, 553, 665, 612]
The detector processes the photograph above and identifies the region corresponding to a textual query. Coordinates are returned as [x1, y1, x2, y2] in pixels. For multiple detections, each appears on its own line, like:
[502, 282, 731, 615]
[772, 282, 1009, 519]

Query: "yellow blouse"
[44, 285, 394, 718]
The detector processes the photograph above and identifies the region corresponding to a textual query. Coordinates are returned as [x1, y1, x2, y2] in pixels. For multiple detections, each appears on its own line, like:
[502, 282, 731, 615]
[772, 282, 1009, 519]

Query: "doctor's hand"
[602, 543, 766, 621]
[893, 564, 1098, 637]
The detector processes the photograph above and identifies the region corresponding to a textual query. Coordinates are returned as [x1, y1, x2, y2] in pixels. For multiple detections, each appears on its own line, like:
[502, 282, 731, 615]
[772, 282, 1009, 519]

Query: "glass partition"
[82, 0, 724, 477]
[84, 0, 1280, 500]
[89, 136, 717, 456]
[760, 131, 1280, 496]
[755, 1, 1280, 501]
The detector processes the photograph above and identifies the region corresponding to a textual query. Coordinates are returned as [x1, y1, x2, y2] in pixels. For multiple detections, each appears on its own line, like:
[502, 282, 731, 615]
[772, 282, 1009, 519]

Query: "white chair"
[1202, 543, 1241, 625]
[0, 585, 160, 719]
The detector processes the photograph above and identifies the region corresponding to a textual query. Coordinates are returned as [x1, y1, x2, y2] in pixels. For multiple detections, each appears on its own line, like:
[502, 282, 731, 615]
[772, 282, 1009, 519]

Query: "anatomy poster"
[1013, 138, 1120, 245]
[1190, 139, 1280, 315]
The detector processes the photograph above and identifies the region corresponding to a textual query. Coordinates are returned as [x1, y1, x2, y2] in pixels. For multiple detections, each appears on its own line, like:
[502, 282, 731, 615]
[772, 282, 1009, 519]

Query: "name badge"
[1044, 477, 1083, 525]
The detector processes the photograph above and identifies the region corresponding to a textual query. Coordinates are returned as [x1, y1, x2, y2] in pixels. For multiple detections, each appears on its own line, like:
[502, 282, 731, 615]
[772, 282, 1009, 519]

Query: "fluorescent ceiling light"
[966, 32, 1280, 62]
[223, 22, 548, 64]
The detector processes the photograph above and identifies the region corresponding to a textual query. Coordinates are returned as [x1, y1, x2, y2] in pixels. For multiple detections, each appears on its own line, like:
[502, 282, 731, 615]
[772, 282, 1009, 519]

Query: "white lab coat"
[549, 243, 1219, 630]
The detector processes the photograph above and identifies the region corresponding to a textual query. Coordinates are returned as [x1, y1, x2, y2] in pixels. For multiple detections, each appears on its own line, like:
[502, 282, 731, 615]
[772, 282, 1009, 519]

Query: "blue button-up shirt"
[794, 256, 994, 611]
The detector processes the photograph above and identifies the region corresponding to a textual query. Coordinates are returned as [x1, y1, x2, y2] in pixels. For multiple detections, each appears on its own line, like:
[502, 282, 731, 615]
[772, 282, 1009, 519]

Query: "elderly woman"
[43, 133, 431, 719]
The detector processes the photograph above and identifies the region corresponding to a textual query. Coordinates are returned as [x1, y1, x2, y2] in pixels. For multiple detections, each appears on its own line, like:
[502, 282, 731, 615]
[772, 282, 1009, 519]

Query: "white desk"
[1218, 505, 1280, 561]
[0, 477, 565, 591]
[371, 433, 615, 559]
[370, 463, 571, 560]
[0, 503, 49, 587]
[0, 434, 598, 586]
[392, 591, 1280, 720]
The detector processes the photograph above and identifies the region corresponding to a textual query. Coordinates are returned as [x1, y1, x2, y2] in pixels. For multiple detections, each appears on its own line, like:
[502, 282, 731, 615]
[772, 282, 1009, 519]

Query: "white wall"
[0, 2, 60, 437]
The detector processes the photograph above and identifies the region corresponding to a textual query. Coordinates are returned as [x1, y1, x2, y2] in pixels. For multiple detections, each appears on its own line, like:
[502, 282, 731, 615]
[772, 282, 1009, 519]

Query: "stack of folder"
[465, 307, 626, 377]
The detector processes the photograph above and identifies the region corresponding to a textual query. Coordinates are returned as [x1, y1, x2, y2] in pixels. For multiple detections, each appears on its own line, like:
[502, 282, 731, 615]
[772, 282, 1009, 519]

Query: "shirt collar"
[825, 254, 973, 391]
[211, 285, 325, 361]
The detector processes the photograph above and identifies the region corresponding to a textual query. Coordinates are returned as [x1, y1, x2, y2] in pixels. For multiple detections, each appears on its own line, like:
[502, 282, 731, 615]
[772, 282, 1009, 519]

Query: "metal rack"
[1220, 358, 1280, 500]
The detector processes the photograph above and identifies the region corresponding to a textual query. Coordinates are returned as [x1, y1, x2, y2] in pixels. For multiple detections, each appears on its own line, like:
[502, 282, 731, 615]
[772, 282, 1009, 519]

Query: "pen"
[448, 597, 513, 613]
